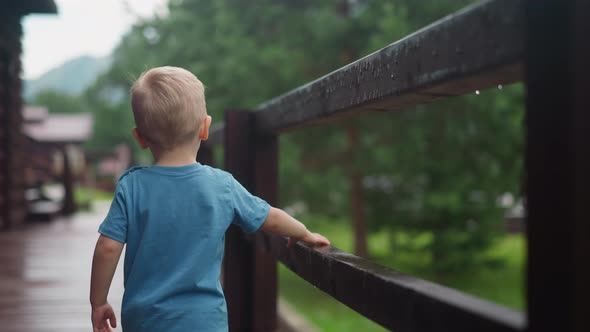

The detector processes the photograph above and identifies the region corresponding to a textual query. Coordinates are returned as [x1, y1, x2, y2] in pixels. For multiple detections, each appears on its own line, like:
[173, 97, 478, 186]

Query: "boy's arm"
[90, 235, 124, 306]
[260, 207, 330, 247]
[90, 235, 123, 331]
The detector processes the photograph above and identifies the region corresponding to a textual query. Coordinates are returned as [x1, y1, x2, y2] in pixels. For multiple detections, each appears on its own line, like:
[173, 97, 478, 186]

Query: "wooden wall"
[0, 11, 26, 230]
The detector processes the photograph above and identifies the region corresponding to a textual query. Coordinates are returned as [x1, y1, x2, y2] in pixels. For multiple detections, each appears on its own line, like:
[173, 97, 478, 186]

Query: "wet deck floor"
[0, 202, 124, 331]
[0, 202, 313, 332]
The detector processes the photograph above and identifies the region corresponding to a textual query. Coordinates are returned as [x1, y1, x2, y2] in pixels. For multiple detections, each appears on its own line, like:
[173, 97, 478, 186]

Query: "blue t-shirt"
[98, 163, 270, 332]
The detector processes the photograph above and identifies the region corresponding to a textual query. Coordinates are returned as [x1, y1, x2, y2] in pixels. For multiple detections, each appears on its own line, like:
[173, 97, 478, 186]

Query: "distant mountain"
[24, 55, 112, 101]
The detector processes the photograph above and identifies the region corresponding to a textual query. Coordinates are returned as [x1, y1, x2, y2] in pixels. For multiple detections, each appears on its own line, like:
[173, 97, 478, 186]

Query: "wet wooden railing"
[198, 0, 589, 331]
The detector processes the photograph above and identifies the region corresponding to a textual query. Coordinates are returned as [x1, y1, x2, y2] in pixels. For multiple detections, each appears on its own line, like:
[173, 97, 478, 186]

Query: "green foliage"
[280, 215, 525, 331]
[83, 0, 524, 273]
[365, 85, 525, 273]
[33, 89, 88, 113]
[75, 186, 114, 211]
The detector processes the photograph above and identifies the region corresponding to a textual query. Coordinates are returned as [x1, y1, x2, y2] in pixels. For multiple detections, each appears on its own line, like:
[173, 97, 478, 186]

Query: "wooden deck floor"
[0, 202, 314, 332]
[0, 202, 124, 332]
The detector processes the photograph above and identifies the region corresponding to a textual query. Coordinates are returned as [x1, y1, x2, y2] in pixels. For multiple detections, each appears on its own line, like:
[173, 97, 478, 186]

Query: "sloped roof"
[23, 112, 93, 144]
[23, 105, 49, 123]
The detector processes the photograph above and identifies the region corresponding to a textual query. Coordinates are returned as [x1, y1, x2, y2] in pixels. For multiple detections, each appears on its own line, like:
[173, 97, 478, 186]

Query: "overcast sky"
[22, 0, 168, 80]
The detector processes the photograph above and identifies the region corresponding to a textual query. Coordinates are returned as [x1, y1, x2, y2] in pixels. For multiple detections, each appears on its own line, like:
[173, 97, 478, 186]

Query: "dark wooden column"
[0, 12, 26, 230]
[196, 143, 215, 167]
[61, 146, 76, 215]
[524, 1, 590, 332]
[223, 110, 278, 332]
[252, 129, 278, 332]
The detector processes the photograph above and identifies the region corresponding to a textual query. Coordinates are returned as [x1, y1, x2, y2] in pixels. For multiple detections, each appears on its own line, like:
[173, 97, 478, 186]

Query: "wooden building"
[0, 0, 57, 229]
[22, 106, 93, 216]
[23, 106, 93, 184]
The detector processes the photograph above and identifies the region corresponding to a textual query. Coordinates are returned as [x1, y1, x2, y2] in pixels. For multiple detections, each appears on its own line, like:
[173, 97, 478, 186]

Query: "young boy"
[90, 66, 330, 332]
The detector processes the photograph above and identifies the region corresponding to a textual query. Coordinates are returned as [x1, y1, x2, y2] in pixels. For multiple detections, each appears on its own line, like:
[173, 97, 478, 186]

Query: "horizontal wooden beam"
[253, 231, 525, 332]
[254, 0, 524, 133]
[206, 0, 524, 140]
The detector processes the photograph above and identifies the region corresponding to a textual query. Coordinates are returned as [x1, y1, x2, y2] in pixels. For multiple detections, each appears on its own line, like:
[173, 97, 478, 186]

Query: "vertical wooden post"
[61, 146, 76, 215]
[0, 13, 26, 230]
[223, 110, 278, 332]
[525, 1, 589, 332]
[253, 130, 278, 332]
[197, 142, 215, 166]
[224, 111, 255, 331]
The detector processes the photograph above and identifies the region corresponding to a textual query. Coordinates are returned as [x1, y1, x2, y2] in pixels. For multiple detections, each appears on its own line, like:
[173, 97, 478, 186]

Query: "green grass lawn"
[75, 187, 114, 210]
[279, 216, 525, 331]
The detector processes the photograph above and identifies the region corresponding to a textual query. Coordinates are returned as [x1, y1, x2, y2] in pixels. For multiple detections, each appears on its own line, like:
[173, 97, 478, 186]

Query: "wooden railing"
[198, 0, 589, 331]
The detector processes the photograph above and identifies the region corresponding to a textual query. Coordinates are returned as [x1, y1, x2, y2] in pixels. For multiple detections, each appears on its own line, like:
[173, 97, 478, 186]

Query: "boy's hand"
[92, 303, 117, 332]
[288, 232, 330, 248]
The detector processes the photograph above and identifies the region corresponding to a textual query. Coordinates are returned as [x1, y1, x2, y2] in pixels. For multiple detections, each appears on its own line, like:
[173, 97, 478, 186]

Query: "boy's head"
[131, 66, 211, 151]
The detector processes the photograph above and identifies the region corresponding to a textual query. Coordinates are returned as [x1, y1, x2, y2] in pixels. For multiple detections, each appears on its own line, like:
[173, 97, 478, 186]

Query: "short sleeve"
[98, 183, 128, 243]
[229, 176, 271, 233]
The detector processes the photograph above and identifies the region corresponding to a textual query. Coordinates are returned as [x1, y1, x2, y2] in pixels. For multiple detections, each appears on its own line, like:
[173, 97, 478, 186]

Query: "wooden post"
[223, 110, 278, 332]
[253, 130, 278, 332]
[0, 13, 26, 230]
[525, 1, 590, 332]
[197, 142, 215, 166]
[61, 146, 76, 215]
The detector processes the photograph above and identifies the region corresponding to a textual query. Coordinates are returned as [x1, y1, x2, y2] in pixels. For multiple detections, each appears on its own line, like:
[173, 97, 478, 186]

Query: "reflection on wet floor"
[0, 202, 124, 332]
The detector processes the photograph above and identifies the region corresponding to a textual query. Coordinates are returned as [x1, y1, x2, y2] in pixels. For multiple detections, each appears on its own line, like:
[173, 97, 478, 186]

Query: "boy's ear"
[132, 128, 149, 149]
[199, 116, 212, 141]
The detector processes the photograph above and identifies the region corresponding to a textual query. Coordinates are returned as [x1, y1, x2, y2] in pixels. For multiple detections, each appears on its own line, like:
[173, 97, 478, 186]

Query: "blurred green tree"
[33, 89, 88, 113]
[83, 0, 524, 274]
[364, 85, 524, 275]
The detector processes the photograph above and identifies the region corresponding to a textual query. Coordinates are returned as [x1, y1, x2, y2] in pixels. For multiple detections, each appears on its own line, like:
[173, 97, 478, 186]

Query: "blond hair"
[131, 66, 206, 150]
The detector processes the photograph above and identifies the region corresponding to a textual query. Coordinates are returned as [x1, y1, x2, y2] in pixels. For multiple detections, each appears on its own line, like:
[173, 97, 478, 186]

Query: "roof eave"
[7, 0, 58, 16]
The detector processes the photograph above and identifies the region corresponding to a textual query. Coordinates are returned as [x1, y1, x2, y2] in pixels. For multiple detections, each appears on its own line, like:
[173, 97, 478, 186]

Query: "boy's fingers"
[109, 312, 117, 328]
[104, 308, 117, 329]
[94, 323, 107, 332]
[288, 235, 329, 247]
[315, 234, 330, 246]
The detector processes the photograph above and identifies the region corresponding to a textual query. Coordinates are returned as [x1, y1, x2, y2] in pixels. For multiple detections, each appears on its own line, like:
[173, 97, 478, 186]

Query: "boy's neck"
[152, 142, 200, 167]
